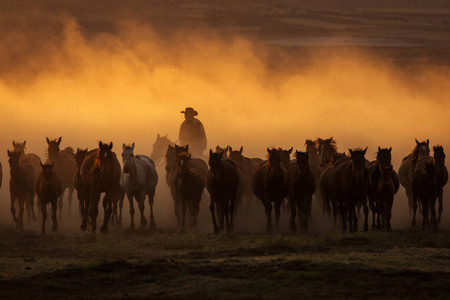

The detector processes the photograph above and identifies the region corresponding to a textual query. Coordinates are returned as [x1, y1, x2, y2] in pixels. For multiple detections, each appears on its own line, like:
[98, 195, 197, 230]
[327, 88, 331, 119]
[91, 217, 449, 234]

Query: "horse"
[36, 162, 62, 233]
[121, 143, 158, 229]
[7, 150, 36, 229]
[412, 162, 440, 229]
[150, 134, 175, 165]
[80, 142, 122, 233]
[329, 148, 370, 233]
[305, 139, 320, 182]
[433, 146, 448, 224]
[12, 140, 42, 178]
[316, 137, 340, 217]
[171, 151, 205, 230]
[73, 148, 90, 218]
[367, 147, 399, 231]
[285, 151, 316, 232]
[206, 150, 240, 233]
[398, 139, 430, 214]
[174, 145, 208, 179]
[45, 137, 77, 217]
[252, 148, 288, 233]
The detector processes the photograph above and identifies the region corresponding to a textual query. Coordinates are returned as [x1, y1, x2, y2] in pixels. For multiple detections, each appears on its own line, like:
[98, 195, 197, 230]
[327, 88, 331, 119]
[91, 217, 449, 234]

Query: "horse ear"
[157, 133, 160, 139]
[389, 147, 392, 152]
[363, 147, 368, 155]
[23, 141, 26, 146]
[348, 148, 353, 155]
[164, 134, 168, 138]
[378, 146, 381, 151]
[132, 142, 135, 150]
[57, 137, 62, 145]
[209, 149, 213, 156]
[433, 146, 436, 151]
[40, 162, 44, 168]
[99, 141, 103, 147]
[12, 141, 15, 147]
[108, 142, 113, 150]
[7, 150, 11, 156]
[288, 147, 293, 154]
[415, 138, 419, 145]
[426, 139, 429, 145]
[185, 145, 189, 151]
[239, 146, 243, 154]
[228, 146, 232, 152]
[46, 137, 50, 144]
[122, 143, 126, 149]
[267, 148, 270, 153]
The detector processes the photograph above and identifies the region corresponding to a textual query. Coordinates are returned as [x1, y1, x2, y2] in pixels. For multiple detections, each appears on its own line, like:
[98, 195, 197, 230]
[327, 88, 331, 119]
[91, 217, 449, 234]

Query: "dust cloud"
[0, 14, 449, 233]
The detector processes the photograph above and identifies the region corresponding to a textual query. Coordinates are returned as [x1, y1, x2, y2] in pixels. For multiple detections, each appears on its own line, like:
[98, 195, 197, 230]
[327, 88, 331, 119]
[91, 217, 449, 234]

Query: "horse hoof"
[52, 225, 58, 232]
[289, 223, 297, 232]
[226, 226, 233, 233]
[80, 223, 87, 231]
[214, 225, 220, 234]
[411, 220, 416, 227]
[266, 225, 273, 233]
[149, 221, 157, 229]
[100, 225, 109, 234]
[129, 224, 135, 230]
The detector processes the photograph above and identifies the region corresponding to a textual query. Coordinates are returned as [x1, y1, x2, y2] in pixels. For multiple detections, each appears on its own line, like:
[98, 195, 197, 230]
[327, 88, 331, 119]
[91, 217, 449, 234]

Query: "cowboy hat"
[180, 107, 198, 116]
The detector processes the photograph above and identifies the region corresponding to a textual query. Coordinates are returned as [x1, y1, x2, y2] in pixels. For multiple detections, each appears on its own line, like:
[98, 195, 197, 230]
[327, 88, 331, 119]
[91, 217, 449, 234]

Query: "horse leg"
[437, 189, 443, 225]
[289, 196, 297, 232]
[51, 199, 58, 232]
[128, 193, 135, 230]
[30, 195, 37, 223]
[274, 200, 282, 231]
[411, 194, 418, 227]
[137, 191, 147, 229]
[386, 199, 393, 232]
[58, 188, 66, 219]
[89, 191, 100, 233]
[118, 195, 124, 225]
[192, 196, 200, 228]
[80, 187, 90, 231]
[41, 198, 47, 234]
[263, 199, 273, 233]
[339, 198, 347, 233]
[181, 197, 187, 231]
[68, 186, 74, 217]
[299, 198, 307, 231]
[331, 197, 339, 226]
[173, 190, 181, 228]
[18, 197, 25, 230]
[430, 197, 437, 229]
[224, 198, 231, 233]
[148, 190, 156, 228]
[10, 194, 17, 224]
[210, 195, 219, 234]
[217, 200, 224, 232]
[362, 198, 369, 233]
[229, 193, 236, 233]
[100, 193, 113, 234]
[25, 195, 32, 225]
[421, 198, 428, 229]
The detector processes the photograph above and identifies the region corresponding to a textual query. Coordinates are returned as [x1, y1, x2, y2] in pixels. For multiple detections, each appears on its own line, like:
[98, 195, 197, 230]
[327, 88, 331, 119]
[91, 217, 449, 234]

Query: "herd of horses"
[2, 135, 448, 235]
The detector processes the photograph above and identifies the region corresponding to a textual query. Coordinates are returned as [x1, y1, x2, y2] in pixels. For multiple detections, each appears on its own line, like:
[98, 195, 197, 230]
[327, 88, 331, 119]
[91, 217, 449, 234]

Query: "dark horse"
[252, 148, 288, 233]
[80, 142, 121, 233]
[8, 150, 36, 229]
[206, 150, 240, 233]
[330, 148, 371, 233]
[398, 139, 430, 215]
[36, 163, 62, 233]
[46, 137, 77, 217]
[367, 147, 399, 231]
[412, 162, 439, 229]
[285, 151, 316, 232]
[12, 140, 42, 179]
[73, 148, 90, 218]
[433, 146, 448, 224]
[171, 151, 205, 230]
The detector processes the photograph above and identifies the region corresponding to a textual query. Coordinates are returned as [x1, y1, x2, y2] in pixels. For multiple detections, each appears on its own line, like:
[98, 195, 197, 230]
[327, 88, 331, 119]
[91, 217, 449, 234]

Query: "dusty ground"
[0, 0, 449, 298]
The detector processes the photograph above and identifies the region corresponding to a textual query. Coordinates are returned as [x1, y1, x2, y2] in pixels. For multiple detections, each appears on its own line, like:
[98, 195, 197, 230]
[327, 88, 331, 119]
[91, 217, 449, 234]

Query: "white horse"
[120, 143, 158, 229]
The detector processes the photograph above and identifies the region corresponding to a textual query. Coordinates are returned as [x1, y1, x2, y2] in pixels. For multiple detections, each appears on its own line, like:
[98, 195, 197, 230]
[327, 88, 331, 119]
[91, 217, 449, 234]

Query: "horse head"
[94, 142, 115, 178]
[178, 152, 191, 178]
[12, 141, 26, 156]
[40, 162, 55, 181]
[304, 139, 318, 157]
[7, 150, 21, 172]
[165, 145, 177, 173]
[414, 138, 430, 159]
[122, 143, 135, 174]
[376, 147, 393, 172]
[228, 146, 244, 164]
[281, 147, 293, 169]
[267, 147, 283, 176]
[209, 149, 223, 180]
[349, 147, 369, 188]
[74, 148, 88, 168]
[175, 144, 189, 157]
[215, 145, 228, 159]
[150, 133, 172, 162]
[316, 137, 337, 167]
[433, 145, 445, 167]
[294, 151, 309, 176]
[46, 137, 62, 161]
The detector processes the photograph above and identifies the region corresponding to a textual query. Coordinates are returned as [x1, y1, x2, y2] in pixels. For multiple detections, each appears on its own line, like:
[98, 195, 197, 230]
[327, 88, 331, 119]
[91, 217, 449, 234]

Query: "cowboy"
[179, 107, 207, 157]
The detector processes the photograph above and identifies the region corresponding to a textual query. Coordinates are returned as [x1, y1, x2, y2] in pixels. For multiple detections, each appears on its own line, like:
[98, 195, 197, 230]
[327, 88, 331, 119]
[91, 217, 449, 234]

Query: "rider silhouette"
[179, 107, 207, 157]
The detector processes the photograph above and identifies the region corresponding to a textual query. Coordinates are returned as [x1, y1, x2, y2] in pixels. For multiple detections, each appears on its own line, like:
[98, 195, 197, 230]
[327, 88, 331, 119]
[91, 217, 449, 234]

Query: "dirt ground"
[0, 0, 450, 298]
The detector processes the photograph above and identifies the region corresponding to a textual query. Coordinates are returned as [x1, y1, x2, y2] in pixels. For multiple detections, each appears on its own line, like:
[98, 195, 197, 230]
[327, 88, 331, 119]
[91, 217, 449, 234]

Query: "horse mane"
[315, 138, 338, 155]
[123, 144, 134, 151]
[64, 146, 74, 153]
[266, 147, 282, 159]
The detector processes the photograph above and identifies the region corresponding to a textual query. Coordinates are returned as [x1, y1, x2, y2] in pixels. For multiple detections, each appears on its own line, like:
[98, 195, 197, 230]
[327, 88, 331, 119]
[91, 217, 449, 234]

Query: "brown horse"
[46, 137, 77, 217]
[171, 151, 205, 230]
[36, 163, 62, 233]
[8, 150, 36, 229]
[12, 140, 42, 178]
[433, 146, 448, 224]
[367, 147, 399, 231]
[330, 148, 371, 233]
[305, 139, 320, 182]
[215, 145, 229, 159]
[285, 151, 316, 232]
[150, 134, 176, 164]
[398, 139, 430, 214]
[207, 150, 240, 233]
[412, 162, 440, 229]
[73, 148, 92, 218]
[252, 148, 288, 233]
[80, 142, 122, 233]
